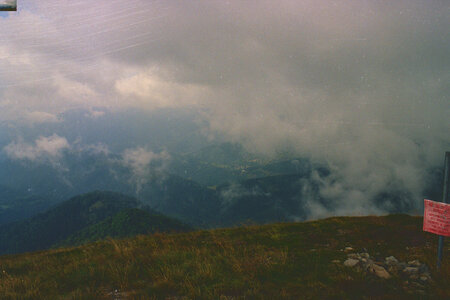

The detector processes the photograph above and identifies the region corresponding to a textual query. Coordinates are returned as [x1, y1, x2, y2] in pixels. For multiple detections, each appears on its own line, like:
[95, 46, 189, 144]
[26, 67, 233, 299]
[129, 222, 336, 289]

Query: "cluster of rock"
[335, 248, 432, 285]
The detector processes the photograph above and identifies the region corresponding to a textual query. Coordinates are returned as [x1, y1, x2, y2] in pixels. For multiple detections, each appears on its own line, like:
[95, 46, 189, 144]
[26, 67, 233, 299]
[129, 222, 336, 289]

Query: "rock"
[371, 264, 391, 279]
[387, 265, 399, 274]
[408, 260, 421, 267]
[344, 258, 360, 267]
[361, 259, 374, 270]
[332, 260, 340, 264]
[360, 253, 370, 259]
[385, 256, 398, 265]
[403, 267, 419, 274]
[362, 262, 373, 271]
[338, 249, 431, 284]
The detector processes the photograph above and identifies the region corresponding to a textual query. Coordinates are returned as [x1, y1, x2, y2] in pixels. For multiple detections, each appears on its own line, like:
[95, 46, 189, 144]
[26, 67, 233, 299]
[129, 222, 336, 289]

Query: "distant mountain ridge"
[0, 142, 442, 231]
[0, 191, 191, 255]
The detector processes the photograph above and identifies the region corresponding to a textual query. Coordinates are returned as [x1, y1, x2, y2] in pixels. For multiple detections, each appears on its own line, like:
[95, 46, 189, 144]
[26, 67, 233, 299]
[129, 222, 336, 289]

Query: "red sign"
[423, 199, 450, 237]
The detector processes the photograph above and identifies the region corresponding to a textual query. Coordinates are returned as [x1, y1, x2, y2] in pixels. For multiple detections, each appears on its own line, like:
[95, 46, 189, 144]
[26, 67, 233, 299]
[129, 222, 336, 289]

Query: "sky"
[0, 0, 448, 216]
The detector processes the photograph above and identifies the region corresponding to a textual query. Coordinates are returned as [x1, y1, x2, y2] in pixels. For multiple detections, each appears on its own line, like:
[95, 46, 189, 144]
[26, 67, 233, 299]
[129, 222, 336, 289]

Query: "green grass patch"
[0, 214, 448, 299]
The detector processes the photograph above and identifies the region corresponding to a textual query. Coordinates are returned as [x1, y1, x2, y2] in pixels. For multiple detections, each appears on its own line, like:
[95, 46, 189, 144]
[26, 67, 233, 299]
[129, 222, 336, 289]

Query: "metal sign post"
[437, 152, 450, 269]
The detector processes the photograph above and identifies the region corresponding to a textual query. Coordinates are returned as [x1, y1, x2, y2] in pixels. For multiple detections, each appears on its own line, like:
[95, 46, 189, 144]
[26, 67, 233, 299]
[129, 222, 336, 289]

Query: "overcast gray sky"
[0, 0, 448, 216]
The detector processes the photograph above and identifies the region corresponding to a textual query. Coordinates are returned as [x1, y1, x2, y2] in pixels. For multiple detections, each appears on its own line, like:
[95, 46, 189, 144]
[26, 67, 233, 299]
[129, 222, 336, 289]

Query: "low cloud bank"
[3, 134, 70, 163]
[120, 147, 171, 193]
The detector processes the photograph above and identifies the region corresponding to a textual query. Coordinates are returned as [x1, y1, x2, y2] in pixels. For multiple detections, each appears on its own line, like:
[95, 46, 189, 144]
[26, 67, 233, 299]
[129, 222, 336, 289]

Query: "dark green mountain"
[0, 141, 442, 235]
[0, 191, 141, 254]
[57, 208, 191, 247]
[0, 191, 192, 255]
[139, 175, 221, 227]
[217, 174, 314, 226]
[139, 172, 320, 228]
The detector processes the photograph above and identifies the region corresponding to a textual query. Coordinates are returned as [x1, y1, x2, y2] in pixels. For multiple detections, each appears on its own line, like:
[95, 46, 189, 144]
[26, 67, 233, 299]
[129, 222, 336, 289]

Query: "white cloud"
[0, 0, 448, 216]
[53, 75, 98, 103]
[76, 142, 110, 156]
[121, 147, 170, 192]
[86, 109, 105, 118]
[115, 69, 208, 110]
[3, 134, 70, 162]
[26, 111, 60, 123]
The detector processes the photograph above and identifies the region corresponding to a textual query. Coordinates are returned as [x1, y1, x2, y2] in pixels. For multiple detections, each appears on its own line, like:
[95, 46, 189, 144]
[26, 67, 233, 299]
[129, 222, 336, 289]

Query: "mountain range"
[0, 191, 191, 255]
[0, 142, 444, 256]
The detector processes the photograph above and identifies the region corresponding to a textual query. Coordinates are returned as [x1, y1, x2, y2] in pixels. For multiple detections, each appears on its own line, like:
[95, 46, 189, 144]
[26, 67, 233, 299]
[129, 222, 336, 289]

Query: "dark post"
[437, 152, 450, 269]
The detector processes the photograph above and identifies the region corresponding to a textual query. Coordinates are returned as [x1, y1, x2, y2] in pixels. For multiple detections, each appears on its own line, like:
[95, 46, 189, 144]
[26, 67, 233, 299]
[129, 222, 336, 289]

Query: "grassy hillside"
[58, 208, 192, 247]
[0, 214, 448, 299]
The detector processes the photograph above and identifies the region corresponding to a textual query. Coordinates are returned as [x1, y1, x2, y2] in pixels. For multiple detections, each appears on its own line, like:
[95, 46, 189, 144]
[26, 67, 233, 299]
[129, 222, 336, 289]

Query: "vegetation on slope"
[0, 214, 448, 299]
[0, 191, 150, 254]
[58, 208, 191, 247]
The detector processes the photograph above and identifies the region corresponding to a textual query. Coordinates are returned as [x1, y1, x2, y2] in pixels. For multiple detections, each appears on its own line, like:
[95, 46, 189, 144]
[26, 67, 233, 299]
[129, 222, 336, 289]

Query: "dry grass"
[0, 214, 448, 299]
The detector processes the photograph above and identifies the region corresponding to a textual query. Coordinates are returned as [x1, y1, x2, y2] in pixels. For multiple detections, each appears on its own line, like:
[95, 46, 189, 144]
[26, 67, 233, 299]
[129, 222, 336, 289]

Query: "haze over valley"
[0, 0, 448, 250]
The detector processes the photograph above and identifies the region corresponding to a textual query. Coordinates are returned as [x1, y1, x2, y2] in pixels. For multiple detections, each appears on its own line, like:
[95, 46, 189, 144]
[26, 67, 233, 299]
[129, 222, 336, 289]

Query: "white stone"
[371, 264, 391, 279]
[385, 256, 398, 265]
[344, 258, 359, 267]
[407, 260, 421, 267]
[332, 260, 340, 264]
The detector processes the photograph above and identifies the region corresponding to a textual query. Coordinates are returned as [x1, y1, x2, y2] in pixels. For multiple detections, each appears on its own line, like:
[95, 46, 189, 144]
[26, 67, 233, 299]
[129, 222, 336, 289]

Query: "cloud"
[53, 74, 98, 103]
[3, 134, 70, 162]
[121, 147, 170, 192]
[74, 142, 110, 156]
[86, 109, 105, 118]
[0, 1, 448, 217]
[25, 111, 60, 123]
[115, 69, 208, 109]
